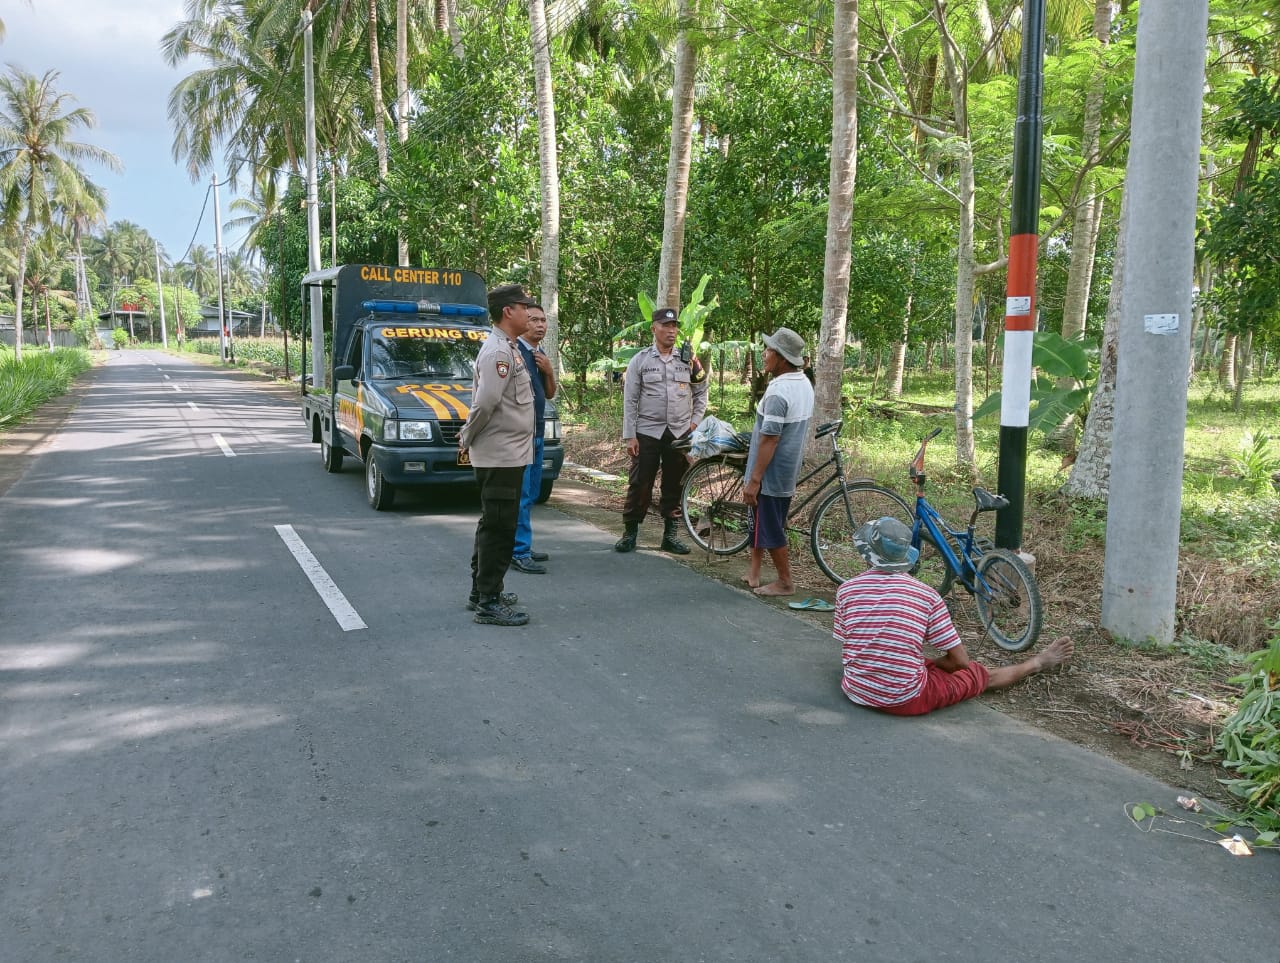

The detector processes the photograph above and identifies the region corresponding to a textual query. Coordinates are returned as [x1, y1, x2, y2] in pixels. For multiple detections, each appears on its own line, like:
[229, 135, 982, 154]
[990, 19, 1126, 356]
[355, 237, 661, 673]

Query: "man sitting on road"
[836, 516, 1073, 716]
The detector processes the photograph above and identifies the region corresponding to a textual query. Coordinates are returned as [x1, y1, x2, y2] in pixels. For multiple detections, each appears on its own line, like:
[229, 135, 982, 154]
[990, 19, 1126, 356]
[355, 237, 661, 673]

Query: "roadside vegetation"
[0, 345, 91, 429]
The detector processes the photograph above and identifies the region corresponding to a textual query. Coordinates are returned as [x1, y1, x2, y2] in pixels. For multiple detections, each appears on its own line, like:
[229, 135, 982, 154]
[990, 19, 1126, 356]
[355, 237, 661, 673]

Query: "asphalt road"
[1, 352, 1276, 962]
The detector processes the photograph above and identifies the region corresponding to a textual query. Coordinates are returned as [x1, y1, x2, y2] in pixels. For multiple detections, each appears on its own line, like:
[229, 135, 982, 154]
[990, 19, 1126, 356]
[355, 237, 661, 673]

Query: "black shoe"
[473, 597, 529, 626]
[467, 591, 518, 611]
[660, 518, 691, 555]
[510, 556, 548, 574]
[529, 551, 550, 562]
[614, 528, 637, 553]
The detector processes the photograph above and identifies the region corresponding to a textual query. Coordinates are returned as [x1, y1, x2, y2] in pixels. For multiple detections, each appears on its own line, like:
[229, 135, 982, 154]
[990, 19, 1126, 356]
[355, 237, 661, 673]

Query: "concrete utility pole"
[154, 243, 168, 349]
[303, 4, 325, 388]
[213, 174, 229, 364]
[1101, 0, 1208, 644]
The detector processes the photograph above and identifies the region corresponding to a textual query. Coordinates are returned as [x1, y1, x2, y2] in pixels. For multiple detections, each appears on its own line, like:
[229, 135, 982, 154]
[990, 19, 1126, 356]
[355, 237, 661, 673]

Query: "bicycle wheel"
[974, 549, 1043, 653]
[681, 456, 750, 555]
[811, 483, 913, 584]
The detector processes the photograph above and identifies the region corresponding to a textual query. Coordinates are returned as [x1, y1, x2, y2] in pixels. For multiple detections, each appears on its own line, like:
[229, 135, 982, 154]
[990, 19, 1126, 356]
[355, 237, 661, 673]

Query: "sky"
[4, 0, 245, 262]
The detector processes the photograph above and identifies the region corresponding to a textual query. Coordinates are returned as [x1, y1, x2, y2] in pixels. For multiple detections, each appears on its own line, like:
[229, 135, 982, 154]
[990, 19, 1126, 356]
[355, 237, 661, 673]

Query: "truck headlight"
[388, 420, 433, 441]
[544, 418, 561, 442]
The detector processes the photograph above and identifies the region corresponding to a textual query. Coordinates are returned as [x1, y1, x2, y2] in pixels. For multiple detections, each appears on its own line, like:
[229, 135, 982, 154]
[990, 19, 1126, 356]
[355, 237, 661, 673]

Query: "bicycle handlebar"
[910, 427, 943, 478]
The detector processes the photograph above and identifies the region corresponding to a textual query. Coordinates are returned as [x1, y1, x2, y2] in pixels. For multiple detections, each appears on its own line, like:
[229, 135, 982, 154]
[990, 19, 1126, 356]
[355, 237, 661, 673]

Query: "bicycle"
[679, 420, 913, 584]
[835, 427, 1044, 652]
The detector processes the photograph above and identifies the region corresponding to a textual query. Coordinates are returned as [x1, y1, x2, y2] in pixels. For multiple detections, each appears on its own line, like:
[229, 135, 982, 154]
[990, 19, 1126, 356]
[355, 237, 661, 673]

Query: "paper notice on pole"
[1144, 313, 1179, 335]
[1006, 295, 1031, 316]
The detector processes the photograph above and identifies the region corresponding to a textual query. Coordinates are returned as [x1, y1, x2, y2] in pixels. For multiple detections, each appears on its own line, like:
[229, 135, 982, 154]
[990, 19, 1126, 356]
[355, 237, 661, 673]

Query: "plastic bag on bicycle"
[686, 415, 750, 459]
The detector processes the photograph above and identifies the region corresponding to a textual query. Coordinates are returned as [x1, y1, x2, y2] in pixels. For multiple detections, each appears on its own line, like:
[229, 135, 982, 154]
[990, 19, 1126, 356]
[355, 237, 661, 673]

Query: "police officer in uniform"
[616, 307, 708, 554]
[459, 284, 537, 626]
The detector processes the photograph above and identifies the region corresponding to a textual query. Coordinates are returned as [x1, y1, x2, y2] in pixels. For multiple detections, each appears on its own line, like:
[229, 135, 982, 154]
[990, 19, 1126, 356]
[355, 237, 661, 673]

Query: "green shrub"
[1216, 625, 1280, 839]
[111, 328, 129, 349]
[0, 348, 92, 428]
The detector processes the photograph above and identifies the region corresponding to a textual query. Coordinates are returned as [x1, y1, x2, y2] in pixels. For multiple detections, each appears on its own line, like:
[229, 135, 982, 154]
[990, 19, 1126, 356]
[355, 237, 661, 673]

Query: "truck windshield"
[368, 328, 480, 381]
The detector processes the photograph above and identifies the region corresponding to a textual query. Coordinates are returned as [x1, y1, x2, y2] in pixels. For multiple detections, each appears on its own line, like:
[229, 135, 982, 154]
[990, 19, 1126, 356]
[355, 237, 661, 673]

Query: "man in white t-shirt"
[742, 327, 814, 596]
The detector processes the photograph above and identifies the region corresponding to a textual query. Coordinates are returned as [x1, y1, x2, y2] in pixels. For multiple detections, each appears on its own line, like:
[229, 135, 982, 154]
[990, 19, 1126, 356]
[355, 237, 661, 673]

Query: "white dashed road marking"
[212, 433, 236, 457]
[274, 525, 367, 632]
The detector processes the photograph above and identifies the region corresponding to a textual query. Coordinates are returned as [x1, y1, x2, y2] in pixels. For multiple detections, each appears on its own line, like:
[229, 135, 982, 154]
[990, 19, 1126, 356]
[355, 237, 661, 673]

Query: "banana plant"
[972, 331, 1097, 431]
[609, 273, 720, 368]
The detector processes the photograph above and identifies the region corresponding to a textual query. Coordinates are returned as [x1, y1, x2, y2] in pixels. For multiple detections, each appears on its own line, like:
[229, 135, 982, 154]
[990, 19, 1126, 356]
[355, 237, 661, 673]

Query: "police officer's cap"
[652, 307, 679, 325]
[489, 283, 537, 316]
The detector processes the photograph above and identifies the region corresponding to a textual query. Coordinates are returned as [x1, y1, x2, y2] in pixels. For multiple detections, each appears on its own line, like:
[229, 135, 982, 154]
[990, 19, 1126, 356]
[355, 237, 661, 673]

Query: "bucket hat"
[762, 327, 806, 367]
[853, 516, 920, 573]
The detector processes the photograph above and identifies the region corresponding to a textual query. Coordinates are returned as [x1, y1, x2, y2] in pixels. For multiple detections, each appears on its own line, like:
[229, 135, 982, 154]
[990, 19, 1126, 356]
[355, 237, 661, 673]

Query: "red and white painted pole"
[995, 0, 1046, 551]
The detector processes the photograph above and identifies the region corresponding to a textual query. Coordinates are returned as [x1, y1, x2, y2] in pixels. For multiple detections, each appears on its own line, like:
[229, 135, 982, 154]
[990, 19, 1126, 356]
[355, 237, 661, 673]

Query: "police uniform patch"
[691, 357, 706, 383]
[496, 360, 510, 378]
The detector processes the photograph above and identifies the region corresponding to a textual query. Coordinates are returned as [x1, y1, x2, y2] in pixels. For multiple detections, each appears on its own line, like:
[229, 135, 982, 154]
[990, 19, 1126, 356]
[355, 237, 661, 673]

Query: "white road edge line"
[274, 524, 367, 632]
[212, 433, 236, 457]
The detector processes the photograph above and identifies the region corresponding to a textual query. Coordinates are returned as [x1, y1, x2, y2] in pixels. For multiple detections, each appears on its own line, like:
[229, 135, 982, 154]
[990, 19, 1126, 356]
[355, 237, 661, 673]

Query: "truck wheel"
[366, 455, 396, 510]
[321, 438, 344, 473]
[536, 478, 554, 504]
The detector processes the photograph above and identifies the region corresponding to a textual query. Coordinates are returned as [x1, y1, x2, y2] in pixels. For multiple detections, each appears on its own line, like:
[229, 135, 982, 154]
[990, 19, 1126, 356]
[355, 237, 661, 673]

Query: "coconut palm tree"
[0, 66, 119, 359]
[179, 245, 219, 301]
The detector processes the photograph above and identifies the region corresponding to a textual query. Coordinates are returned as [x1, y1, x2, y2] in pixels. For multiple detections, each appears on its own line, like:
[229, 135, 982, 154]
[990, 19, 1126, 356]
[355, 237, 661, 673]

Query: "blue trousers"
[513, 435, 544, 560]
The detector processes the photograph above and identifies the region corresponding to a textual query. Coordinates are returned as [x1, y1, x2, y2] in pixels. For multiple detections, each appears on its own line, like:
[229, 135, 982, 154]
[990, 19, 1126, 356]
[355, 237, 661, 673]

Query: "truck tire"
[536, 478, 554, 504]
[366, 455, 396, 510]
[321, 437, 344, 473]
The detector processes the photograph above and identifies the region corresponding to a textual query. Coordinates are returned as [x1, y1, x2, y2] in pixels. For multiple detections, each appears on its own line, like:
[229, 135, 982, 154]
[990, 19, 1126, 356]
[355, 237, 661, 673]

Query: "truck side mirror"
[333, 365, 356, 382]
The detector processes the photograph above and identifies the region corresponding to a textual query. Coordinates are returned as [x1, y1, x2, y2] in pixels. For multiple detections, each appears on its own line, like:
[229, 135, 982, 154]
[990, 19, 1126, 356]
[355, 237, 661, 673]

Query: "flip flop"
[788, 598, 835, 612]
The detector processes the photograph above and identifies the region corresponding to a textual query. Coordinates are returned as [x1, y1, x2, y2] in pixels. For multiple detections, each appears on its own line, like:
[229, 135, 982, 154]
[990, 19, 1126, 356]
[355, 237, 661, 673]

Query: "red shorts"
[877, 661, 991, 716]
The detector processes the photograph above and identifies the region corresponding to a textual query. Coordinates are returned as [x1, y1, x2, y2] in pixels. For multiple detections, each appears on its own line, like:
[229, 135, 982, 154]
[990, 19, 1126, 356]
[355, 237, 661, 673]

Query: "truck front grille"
[438, 420, 465, 445]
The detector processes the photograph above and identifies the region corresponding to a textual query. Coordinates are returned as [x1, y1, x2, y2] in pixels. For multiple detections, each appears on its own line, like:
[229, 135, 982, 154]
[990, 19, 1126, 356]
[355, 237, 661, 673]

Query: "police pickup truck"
[300, 263, 564, 510]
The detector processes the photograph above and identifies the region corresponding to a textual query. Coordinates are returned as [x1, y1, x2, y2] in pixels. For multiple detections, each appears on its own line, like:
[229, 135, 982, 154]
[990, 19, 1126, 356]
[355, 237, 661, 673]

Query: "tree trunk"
[951, 148, 978, 473]
[1219, 331, 1236, 391]
[1232, 330, 1251, 413]
[656, 0, 698, 310]
[396, 0, 410, 265]
[529, 0, 561, 370]
[886, 293, 910, 399]
[813, 0, 859, 450]
[368, 0, 389, 181]
[1063, 191, 1129, 500]
[933, 0, 975, 473]
[13, 226, 30, 361]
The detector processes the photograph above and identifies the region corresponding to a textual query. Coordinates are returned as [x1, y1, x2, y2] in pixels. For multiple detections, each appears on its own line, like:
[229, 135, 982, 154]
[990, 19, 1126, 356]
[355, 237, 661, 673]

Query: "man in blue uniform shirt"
[511, 303, 557, 574]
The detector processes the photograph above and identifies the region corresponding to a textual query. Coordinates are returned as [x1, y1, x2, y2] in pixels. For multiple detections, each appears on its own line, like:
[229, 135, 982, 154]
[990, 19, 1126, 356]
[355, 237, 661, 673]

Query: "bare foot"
[1033, 635, 1074, 670]
[740, 574, 760, 589]
[753, 581, 794, 597]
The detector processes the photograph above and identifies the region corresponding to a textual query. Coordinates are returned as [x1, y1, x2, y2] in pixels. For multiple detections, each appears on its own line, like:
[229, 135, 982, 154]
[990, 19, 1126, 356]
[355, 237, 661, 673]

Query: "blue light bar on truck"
[362, 299, 487, 317]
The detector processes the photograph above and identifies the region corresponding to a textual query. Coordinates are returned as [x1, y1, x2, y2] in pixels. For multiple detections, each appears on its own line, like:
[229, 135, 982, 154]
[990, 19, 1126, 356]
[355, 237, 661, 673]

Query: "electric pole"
[303, 4, 325, 389]
[1101, 0, 1209, 644]
[213, 173, 229, 364]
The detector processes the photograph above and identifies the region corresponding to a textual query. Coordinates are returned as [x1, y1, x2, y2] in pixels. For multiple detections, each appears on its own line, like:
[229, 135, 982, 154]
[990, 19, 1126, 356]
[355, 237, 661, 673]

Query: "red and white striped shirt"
[835, 570, 961, 707]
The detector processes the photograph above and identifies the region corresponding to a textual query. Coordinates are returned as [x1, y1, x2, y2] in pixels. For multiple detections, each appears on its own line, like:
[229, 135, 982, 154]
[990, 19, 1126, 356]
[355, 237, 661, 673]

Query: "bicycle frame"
[907, 428, 996, 597]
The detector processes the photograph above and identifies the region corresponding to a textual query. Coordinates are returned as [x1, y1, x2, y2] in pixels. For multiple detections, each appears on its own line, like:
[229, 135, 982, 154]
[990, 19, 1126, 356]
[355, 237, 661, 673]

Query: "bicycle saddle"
[972, 487, 1009, 512]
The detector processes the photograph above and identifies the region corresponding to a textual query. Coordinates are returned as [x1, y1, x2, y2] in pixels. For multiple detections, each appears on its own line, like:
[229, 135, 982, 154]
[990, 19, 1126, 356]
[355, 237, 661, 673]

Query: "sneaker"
[510, 556, 548, 574]
[473, 598, 529, 626]
[467, 591, 518, 611]
[529, 551, 550, 562]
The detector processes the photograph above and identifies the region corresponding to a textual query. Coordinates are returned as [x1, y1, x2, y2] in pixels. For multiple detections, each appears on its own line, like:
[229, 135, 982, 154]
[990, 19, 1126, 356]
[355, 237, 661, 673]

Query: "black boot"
[467, 590, 519, 611]
[473, 595, 529, 626]
[614, 521, 638, 553]
[660, 517, 690, 555]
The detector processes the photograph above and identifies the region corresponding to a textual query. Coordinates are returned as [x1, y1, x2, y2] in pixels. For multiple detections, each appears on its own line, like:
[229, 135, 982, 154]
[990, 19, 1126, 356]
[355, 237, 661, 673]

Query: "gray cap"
[853, 516, 920, 573]
[762, 327, 806, 367]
